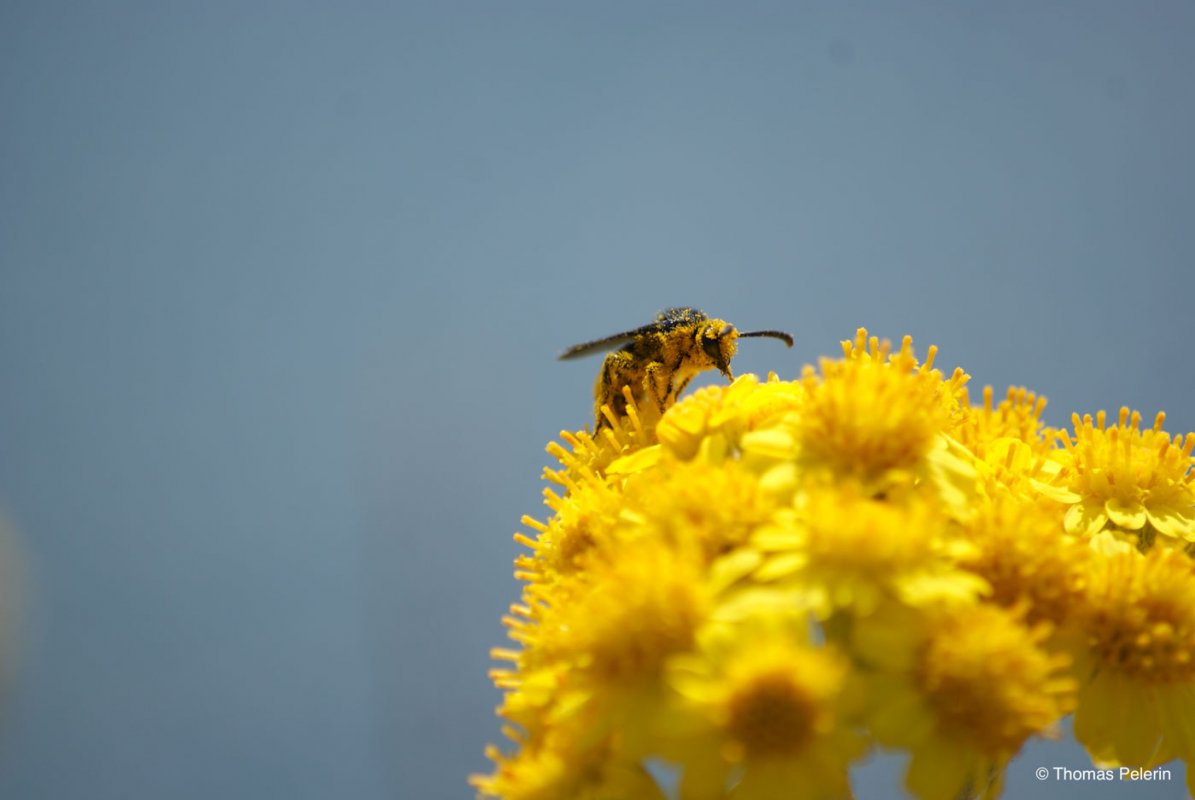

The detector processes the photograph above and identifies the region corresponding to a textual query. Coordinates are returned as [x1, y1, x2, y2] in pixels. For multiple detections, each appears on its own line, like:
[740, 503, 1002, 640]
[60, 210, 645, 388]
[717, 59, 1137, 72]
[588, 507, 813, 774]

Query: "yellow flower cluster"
[474, 329, 1195, 800]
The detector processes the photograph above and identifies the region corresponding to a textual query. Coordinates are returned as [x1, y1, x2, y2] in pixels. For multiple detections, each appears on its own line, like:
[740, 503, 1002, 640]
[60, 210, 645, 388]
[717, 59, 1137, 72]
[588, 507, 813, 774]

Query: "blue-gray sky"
[1, 3, 1193, 799]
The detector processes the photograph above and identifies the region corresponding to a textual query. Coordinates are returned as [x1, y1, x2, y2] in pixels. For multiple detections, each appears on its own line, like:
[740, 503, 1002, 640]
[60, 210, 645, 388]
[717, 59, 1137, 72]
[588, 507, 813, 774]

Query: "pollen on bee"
[560, 308, 793, 431]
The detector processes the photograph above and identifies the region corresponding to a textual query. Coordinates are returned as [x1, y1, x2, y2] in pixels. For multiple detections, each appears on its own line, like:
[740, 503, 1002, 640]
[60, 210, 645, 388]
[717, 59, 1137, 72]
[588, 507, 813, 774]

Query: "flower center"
[919, 606, 1072, 755]
[1084, 550, 1195, 683]
[726, 669, 819, 757]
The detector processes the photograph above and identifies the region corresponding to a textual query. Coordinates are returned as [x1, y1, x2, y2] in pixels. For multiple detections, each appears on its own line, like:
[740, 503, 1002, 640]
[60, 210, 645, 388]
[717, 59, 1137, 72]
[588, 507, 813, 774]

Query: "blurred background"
[1, 2, 1193, 798]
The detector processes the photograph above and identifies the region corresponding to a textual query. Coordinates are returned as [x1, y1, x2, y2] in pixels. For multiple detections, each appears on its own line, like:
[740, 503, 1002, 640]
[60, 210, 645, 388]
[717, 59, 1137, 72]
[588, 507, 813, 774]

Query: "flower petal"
[1064, 501, 1108, 536]
[740, 428, 798, 460]
[1145, 504, 1195, 541]
[1028, 478, 1081, 504]
[906, 738, 972, 800]
[1075, 673, 1163, 767]
[1157, 684, 1195, 760]
[607, 444, 662, 475]
[1105, 497, 1147, 531]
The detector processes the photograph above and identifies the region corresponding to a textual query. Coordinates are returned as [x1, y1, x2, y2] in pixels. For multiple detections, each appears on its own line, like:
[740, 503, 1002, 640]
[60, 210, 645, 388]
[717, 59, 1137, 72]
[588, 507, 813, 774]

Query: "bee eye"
[702, 336, 722, 361]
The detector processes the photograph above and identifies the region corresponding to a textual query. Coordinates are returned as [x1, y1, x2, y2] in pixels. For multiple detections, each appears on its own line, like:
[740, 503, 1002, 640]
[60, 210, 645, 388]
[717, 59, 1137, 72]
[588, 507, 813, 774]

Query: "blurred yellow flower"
[857, 603, 1074, 800]
[663, 611, 865, 800]
[752, 488, 986, 618]
[1070, 546, 1195, 770]
[958, 495, 1091, 627]
[473, 730, 668, 800]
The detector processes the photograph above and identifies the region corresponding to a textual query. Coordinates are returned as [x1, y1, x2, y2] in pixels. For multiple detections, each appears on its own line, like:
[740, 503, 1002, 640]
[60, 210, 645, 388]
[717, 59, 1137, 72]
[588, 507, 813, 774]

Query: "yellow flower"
[620, 457, 782, 562]
[752, 488, 986, 618]
[1048, 408, 1195, 545]
[472, 730, 668, 800]
[513, 400, 661, 583]
[1070, 546, 1195, 772]
[514, 479, 621, 582]
[663, 609, 866, 800]
[656, 373, 801, 462]
[953, 385, 1051, 459]
[958, 496, 1090, 628]
[552, 385, 658, 481]
[856, 602, 1074, 800]
[798, 330, 967, 471]
[481, 540, 710, 798]
[791, 329, 977, 515]
[951, 386, 1067, 501]
[543, 539, 708, 687]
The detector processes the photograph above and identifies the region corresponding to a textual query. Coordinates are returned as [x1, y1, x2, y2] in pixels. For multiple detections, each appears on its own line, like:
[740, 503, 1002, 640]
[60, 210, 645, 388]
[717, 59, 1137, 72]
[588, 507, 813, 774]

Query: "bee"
[559, 307, 793, 430]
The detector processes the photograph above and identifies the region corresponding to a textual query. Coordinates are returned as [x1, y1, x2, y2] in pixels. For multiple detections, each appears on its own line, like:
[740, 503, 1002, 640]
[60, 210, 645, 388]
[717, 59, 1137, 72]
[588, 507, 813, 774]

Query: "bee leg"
[644, 361, 673, 414]
[593, 355, 617, 430]
[671, 375, 694, 405]
[595, 352, 632, 430]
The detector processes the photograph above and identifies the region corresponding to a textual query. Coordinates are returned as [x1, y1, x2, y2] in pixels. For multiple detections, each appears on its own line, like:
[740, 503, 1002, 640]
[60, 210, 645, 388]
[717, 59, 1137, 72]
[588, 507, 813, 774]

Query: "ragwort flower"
[663, 610, 866, 800]
[1048, 408, 1195, 546]
[1070, 546, 1195, 771]
[856, 602, 1075, 800]
[752, 487, 986, 618]
[791, 329, 977, 517]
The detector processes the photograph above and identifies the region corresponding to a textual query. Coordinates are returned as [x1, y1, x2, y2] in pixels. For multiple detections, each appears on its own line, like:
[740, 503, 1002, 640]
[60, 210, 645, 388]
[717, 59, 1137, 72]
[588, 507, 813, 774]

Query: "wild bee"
[559, 307, 794, 430]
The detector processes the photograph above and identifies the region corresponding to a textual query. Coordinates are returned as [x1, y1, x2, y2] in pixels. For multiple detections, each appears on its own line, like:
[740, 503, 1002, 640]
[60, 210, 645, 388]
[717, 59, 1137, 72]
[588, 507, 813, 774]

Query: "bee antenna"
[739, 330, 794, 348]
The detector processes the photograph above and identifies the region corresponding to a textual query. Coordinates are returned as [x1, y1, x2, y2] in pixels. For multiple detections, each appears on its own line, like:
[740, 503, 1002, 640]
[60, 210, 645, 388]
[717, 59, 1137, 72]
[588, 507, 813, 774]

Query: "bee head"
[698, 321, 739, 380]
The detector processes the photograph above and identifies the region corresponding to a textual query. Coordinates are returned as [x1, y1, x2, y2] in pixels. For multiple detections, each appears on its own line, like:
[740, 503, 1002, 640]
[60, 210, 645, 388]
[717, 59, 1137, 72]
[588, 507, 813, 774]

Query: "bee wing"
[558, 326, 653, 360]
